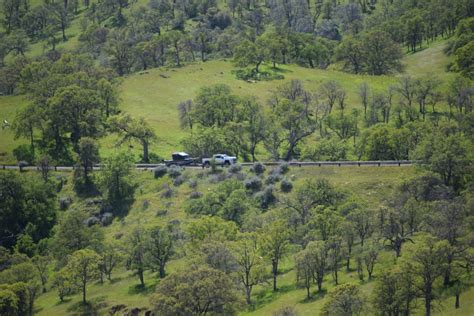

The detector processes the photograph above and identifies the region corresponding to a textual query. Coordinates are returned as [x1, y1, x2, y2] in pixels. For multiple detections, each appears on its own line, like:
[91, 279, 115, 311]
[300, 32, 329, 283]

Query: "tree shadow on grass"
[111, 197, 135, 218]
[300, 289, 327, 304]
[249, 284, 296, 311]
[108, 276, 125, 284]
[127, 283, 155, 296]
[54, 298, 73, 306]
[270, 67, 293, 74]
[66, 296, 108, 315]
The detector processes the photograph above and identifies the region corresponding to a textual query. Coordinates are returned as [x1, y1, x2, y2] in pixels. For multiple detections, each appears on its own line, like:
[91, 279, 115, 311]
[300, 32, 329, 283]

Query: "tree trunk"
[455, 293, 460, 309]
[317, 278, 322, 292]
[138, 268, 144, 286]
[159, 264, 165, 278]
[82, 283, 86, 303]
[425, 297, 431, 316]
[272, 259, 278, 291]
[284, 143, 295, 161]
[62, 24, 67, 41]
[142, 141, 149, 163]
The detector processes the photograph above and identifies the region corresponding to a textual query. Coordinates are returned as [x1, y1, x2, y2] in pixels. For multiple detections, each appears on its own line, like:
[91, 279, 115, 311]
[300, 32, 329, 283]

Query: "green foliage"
[414, 130, 473, 190]
[125, 227, 147, 286]
[64, 249, 101, 304]
[356, 124, 418, 160]
[321, 284, 365, 316]
[98, 152, 135, 211]
[372, 268, 417, 316]
[12, 144, 34, 164]
[0, 172, 57, 249]
[145, 226, 173, 278]
[232, 68, 284, 81]
[50, 209, 104, 265]
[73, 137, 100, 194]
[108, 114, 157, 163]
[186, 216, 238, 246]
[0, 289, 18, 316]
[301, 139, 348, 161]
[233, 232, 266, 305]
[449, 17, 474, 79]
[52, 269, 75, 302]
[150, 266, 242, 315]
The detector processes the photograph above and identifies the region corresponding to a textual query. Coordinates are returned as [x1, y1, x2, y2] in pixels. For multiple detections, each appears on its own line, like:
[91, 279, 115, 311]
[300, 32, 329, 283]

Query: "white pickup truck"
[202, 154, 237, 167]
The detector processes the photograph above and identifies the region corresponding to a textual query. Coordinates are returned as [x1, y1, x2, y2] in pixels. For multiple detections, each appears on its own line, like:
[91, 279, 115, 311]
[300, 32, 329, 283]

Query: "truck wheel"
[204, 162, 210, 168]
[224, 161, 230, 166]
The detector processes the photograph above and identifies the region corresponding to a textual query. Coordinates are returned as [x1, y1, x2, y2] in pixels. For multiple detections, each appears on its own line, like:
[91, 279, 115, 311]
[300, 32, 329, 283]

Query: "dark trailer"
[164, 152, 198, 166]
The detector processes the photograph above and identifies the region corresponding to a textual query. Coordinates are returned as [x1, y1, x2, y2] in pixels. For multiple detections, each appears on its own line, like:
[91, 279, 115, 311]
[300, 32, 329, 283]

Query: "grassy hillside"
[0, 39, 454, 164]
[26, 164, 474, 315]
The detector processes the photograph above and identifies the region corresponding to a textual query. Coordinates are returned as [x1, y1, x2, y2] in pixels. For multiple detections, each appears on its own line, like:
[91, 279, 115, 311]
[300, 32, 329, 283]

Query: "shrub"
[209, 172, 227, 183]
[232, 68, 285, 81]
[55, 175, 68, 192]
[235, 172, 247, 181]
[196, 172, 206, 179]
[228, 163, 242, 174]
[188, 178, 198, 189]
[13, 144, 34, 163]
[189, 191, 203, 199]
[167, 165, 182, 178]
[280, 179, 293, 193]
[59, 196, 72, 210]
[279, 163, 290, 174]
[100, 213, 113, 226]
[244, 176, 262, 192]
[301, 138, 348, 161]
[251, 162, 265, 175]
[146, 152, 163, 163]
[269, 163, 290, 178]
[84, 216, 100, 227]
[161, 183, 173, 198]
[173, 175, 185, 186]
[255, 185, 276, 209]
[273, 306, 297, 316]
[153, 166, 167, 178]
[156, 210, 168, 217]
[266, 173, 282, 184]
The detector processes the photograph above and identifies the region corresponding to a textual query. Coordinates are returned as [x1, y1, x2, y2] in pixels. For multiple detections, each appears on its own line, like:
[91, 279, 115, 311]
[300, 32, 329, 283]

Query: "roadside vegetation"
[0, 0, 473, 315]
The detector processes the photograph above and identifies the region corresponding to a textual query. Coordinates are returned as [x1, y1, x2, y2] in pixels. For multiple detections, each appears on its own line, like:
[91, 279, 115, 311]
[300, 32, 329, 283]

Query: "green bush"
[12, 145, 34, 164]
[232, 68, 284, 81]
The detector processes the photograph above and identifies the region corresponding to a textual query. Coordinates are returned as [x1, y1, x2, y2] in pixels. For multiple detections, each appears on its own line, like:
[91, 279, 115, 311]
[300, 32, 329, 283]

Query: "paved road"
[1, 160, 416, 171]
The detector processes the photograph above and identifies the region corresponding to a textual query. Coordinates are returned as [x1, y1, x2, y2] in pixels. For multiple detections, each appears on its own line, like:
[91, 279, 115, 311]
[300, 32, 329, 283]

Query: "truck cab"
[202, 154, 237, 166]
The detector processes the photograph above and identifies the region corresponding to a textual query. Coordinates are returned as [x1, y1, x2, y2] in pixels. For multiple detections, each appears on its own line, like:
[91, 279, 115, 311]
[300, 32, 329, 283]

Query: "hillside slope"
[0, 40, 453, 163]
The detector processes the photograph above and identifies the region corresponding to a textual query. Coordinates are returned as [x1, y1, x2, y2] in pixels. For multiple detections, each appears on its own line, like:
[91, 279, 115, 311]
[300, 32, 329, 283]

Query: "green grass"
[403, 38, 456, 83]
[28, 165, 474, 315]
[34, 165, 408, 314]
[0, 38, 455, 163]
[0, 95, 29, 163]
